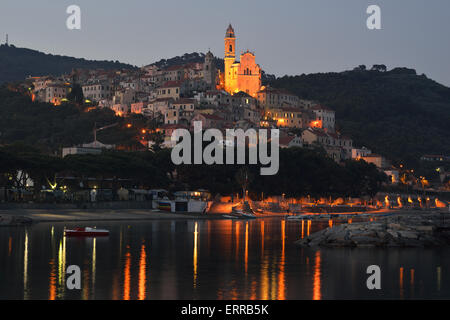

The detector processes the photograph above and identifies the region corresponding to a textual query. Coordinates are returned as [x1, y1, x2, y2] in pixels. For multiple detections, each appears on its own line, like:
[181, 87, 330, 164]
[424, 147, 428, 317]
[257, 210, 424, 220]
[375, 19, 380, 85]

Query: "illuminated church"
[222, 24, 262, 97]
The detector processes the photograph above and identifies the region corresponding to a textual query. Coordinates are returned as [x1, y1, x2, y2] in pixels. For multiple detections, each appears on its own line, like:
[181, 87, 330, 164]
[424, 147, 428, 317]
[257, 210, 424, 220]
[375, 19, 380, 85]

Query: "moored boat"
[64, 227, 109, 237]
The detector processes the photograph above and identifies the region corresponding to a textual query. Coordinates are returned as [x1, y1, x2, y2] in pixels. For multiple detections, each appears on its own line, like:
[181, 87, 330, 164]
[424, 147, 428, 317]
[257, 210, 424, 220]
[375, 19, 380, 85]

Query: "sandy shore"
[0, 208, 227, 224]
[1, 206, 444, 225]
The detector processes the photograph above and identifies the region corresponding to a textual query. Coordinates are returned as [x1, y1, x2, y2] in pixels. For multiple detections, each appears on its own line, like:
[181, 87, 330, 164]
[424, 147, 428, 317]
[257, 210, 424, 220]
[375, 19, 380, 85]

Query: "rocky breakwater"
[296, 211, 450, 248]
[0, 215, 33, 226]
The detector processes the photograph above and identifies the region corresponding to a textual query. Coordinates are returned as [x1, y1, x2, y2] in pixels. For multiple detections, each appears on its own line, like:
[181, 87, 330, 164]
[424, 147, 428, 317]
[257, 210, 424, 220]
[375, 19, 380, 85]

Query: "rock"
[398, 231, 418, 239]
[326, 229, 348, 242]
[413, 226, 434, 233]
[295, 211, 450, 248]
[351, 236, 382, 245]
[346, 224, 365, 230]
[387, 229, 399, 238]
[388, 223, 409, 230]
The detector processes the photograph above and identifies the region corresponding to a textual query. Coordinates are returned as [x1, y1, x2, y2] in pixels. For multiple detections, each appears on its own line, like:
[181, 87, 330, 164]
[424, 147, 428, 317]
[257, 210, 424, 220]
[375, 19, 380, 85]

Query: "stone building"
[223, 24, 262, 97]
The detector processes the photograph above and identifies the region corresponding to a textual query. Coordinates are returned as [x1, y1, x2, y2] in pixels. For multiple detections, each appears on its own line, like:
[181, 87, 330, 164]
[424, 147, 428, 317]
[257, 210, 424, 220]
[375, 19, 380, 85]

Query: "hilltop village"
[24, 25, 398, 181]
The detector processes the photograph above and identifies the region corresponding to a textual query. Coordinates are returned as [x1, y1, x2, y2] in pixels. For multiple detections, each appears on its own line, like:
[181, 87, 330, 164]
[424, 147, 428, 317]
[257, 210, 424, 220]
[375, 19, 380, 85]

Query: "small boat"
[65, 227, 109, 237]
[240, 212, 256, 219]
[223, 212, 256, 220]
[223, 214, 239, 219]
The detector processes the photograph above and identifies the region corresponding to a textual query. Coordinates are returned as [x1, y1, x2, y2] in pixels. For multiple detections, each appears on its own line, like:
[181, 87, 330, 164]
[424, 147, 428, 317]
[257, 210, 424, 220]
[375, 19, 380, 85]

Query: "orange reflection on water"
[437, 266, 441, 291]
[399, 267, 404, 299]
[49, 259, 56, 300]
[82, 261, 89, 300]
[193, 222, 199, 288]
[307, 220, 311, 236]
[112, 272, 119, 300]
[278, 220, 286, 300]
[235, 222, 240, 258]
[8, 237, 12, 256]
[312, 251, 321, 300]
[249, 280, 257, 300]
[138, 243, 147, 300]
[301, 220, 304, 239]
[260, 255, 269, 300]
[245, 222, 249, 275]
[123, 250, 131, 300]
[261, 221, 265, 257]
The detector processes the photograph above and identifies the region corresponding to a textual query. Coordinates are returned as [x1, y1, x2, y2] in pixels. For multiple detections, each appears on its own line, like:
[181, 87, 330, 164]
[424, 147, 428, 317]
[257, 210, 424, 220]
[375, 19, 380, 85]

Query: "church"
[222, 24, 262, 97]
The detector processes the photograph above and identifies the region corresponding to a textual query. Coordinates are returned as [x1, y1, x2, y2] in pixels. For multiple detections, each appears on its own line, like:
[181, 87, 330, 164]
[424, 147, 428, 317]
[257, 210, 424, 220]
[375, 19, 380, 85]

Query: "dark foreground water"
[0, 218, 448, 300]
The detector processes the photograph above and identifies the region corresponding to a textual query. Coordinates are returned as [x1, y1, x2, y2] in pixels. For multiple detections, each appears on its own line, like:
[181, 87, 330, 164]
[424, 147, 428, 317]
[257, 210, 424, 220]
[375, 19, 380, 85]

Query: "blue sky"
[1, 0, 449, 86]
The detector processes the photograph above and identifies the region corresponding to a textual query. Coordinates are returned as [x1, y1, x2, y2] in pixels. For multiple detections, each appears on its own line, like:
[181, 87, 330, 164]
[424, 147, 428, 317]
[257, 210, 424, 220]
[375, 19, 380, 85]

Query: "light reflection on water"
[0, 218, 449, 300]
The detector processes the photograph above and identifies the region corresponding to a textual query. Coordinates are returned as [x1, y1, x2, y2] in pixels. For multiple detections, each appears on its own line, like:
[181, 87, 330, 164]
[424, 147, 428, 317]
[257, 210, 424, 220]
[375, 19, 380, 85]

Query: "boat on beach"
[223, 208, 257, 219]
[64, 227, 110, 237]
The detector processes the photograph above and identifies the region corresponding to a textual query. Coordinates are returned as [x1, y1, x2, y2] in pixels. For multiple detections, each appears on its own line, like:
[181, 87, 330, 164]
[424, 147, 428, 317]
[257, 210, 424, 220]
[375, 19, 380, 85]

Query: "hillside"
[0, 44, 137, 84]
[270, 67, 450, 165]
[0, 86, 144, 152]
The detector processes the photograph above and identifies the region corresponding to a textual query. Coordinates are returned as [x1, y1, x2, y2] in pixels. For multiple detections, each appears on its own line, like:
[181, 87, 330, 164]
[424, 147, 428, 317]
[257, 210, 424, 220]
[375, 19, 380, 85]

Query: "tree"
[235, 167, 251, 202]
[67, 84, 84, 104]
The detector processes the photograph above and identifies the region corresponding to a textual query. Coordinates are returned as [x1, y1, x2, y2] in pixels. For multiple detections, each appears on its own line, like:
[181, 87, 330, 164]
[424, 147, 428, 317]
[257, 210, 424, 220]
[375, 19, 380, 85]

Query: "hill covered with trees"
[0, 44, 137, 84]
[270, 66, 450, 166]
[0, 144, 386, 198]
[0, 86, 148, 152]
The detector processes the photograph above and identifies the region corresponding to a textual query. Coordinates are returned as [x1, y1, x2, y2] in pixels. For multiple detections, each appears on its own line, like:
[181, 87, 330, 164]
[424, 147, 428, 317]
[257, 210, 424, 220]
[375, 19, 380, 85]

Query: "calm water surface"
[0, 218, 449, 300]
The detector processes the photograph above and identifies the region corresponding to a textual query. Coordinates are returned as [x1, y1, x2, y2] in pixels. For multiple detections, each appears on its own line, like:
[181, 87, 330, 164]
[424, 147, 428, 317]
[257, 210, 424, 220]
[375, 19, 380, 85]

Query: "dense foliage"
[0, 44, 136, 84]
[0, 144, 386, 197]
[0, 86, 144, 152]
[270, 67, 450, 166]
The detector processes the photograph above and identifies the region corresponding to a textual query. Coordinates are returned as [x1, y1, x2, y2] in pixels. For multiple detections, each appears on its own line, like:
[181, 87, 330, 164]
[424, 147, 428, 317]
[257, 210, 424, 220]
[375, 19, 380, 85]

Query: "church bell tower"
[224, 24, 236, 93]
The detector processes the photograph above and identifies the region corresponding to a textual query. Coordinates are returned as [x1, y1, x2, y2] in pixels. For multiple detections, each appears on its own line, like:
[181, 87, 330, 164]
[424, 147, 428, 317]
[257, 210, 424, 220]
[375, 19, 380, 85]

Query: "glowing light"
[49, 258, 56, 300]
[399, 267, 404, 299]
[24, 232, 29, 299]
[301, 220, 304, 239]
[313, 251, 321, 300]
[193, 222, 199, 288]
[92, 238, 96, 293]
[245, 222, 249, 275]
[123, 250, 131, 300]
[278, 220, 286, 300]
[436, 198, 447, 208]
[138, 243, 147, 300]
[261, 221, 264, 257]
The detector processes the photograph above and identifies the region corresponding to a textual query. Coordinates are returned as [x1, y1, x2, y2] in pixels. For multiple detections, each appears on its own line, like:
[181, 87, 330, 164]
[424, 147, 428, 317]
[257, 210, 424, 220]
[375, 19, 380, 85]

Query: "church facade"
[222, 24, 262, 97]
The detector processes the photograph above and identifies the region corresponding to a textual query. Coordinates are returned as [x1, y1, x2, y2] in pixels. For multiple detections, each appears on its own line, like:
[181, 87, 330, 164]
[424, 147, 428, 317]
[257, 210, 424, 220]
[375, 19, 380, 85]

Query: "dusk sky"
[1, 0, 450, 86]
